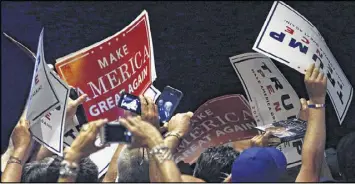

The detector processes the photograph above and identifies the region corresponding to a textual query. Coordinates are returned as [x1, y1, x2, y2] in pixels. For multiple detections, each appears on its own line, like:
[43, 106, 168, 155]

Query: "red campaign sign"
[55, 11, 154, 122]
[174, 94, 258, 164]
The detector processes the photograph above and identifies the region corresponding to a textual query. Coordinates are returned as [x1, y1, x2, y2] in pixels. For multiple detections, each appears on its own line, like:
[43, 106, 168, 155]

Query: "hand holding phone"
[118, 93, 141, 115]
[156, 86, 183, 124]
[99, 121, 132, 144]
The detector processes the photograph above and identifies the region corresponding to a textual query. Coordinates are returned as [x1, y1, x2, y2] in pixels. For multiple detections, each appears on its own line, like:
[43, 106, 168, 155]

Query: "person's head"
[193, 146, 240, 182]
[21, 155, 98, 182]
[117, 146, 150, 182]
[231, 147, 287, 182]
[158, 99, 164, 107]
[164, 101, 173, 112]
[337, 132, 355, 182]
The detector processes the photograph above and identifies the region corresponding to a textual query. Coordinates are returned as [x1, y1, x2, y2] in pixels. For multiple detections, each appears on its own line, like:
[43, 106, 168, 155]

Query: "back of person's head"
[193, 145, 239, 182]
[21, 155, 98, 182]
[337, 132, 355, 182]
[117, 147, 150, 182]
[231, 147, 287, 182]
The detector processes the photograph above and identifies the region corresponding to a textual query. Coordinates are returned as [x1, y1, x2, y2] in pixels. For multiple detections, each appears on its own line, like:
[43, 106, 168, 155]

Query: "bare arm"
[120, 116, 183, 182]
[102, 144, 125, 182]
[296, 64, 327, 182]
[149, 135, 181, 182]
[1, 119, 32, 182]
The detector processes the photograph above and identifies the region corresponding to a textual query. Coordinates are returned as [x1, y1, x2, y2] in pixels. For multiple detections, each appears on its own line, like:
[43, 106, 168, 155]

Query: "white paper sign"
[144, 85, 161, 102]
[253, 1, 353, 124]
[276, 138, 304, 168]
[26, 29, 60, 123]
[230, 52, 302, 168]
[230, 53, 301, 125]
[30, 71, 70, 156]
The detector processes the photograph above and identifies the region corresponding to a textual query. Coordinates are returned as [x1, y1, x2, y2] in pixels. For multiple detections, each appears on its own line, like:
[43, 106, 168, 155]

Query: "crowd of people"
[1, 64, 354, 183]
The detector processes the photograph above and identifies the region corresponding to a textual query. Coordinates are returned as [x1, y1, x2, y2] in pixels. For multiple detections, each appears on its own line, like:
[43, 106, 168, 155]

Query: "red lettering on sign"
[45, 112, 52, 120]
[274, 102, 281, 112]
[266, 85, 275, 94]
[301, 36, 309, 44]
[285, 26, 294, 35]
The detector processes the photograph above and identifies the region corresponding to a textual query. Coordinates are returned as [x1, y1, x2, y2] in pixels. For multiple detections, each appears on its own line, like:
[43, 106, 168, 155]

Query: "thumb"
[300, 98, 308, 110]
[185, 111, 193, 117]
[72, 94, 88, 107]
[263, 131, 272, 139]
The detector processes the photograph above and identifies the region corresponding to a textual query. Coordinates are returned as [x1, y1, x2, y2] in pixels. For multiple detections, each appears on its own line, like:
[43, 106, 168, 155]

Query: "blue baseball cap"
[231, 147, 287, 182]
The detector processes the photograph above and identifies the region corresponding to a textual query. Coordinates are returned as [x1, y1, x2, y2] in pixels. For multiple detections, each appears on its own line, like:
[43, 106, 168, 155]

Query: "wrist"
[309, 98, 325, 104]
[147, 135, 164, 149]
[64, 148, 82, 163]
[12, 148, 28, 160]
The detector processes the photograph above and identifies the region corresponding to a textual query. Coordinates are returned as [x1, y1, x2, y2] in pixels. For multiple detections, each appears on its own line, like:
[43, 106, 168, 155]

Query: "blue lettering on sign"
[288, 38, 308, 54]
[269, 31, 309, 54]
[35, 55, 41, 72]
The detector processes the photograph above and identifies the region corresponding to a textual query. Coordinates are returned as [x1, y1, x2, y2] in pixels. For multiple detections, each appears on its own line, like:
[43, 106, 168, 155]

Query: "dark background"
[1, 1, 354, 158]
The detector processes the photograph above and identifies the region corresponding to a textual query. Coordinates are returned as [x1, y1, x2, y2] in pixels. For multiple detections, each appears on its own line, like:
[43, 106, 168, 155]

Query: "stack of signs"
[54, 10, 157, 177]
[230, 53, 303, 168]
[253, 1, 353, 125]
[26, 29, 70, 157]
[174, 94, 258, 164]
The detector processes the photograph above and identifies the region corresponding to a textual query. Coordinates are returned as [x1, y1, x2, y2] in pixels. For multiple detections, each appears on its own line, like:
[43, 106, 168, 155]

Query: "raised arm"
[57, 119, 109, 183]
[1, 118, 32, 182]
[102, 144, 125, 182]
[120, 116, 182, 182]
[296, 64, 327, 182]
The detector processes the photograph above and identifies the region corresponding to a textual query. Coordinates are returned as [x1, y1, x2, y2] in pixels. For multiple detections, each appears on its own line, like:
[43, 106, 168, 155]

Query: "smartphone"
[118, 93, 141, 115]
[99, 121, 132, 144]
[156, 86, 183, 124]
[69, 88, 88, 125]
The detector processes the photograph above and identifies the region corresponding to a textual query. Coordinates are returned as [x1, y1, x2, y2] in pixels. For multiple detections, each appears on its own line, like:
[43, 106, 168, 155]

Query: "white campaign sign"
[144, 85, 161, 102]
[30, 71, 70, 156]
[230, 52, 303, 168]
[253, 1, 353, 124]
[230, 53, 301, 125]
[26, 29, 60, 124]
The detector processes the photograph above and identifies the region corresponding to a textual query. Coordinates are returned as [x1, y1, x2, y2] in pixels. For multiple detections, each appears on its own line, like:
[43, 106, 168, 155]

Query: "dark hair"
[21, 155, 98, 182]
[193, 145, 240, 182]
[117, 147, 150, 182]
[337, 132, 355, 182]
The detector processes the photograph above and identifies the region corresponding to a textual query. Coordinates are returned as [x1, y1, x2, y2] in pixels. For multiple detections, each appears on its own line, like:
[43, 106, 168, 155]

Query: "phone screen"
[104, 124, 132, 143]
[156, 86, 183, 123]
[118, 93, 141, 115]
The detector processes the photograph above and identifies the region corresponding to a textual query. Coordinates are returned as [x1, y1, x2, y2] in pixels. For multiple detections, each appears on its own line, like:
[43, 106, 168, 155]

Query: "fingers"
[139, 95, 148, 114]
[119, 118, 134, 131]
[72, 94, 88, 107]
[185, 111, 193, 118]
[310, 66, 320, 80]
[263, 131, 272, 138]
[89, 119, 109, 134]
[305, 63, 315, 80]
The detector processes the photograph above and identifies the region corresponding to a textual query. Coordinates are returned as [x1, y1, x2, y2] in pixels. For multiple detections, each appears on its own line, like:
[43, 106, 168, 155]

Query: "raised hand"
[64, 119, 109, 163]
[119, 116, 163, 149]
[12, 118, 32, 153]
[166, 112, 193, 137]
[66, 93, 88, 121]
[250, 131, 272, 147]
[139, 95, 159, 128]
[304, 63, 327, 104]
